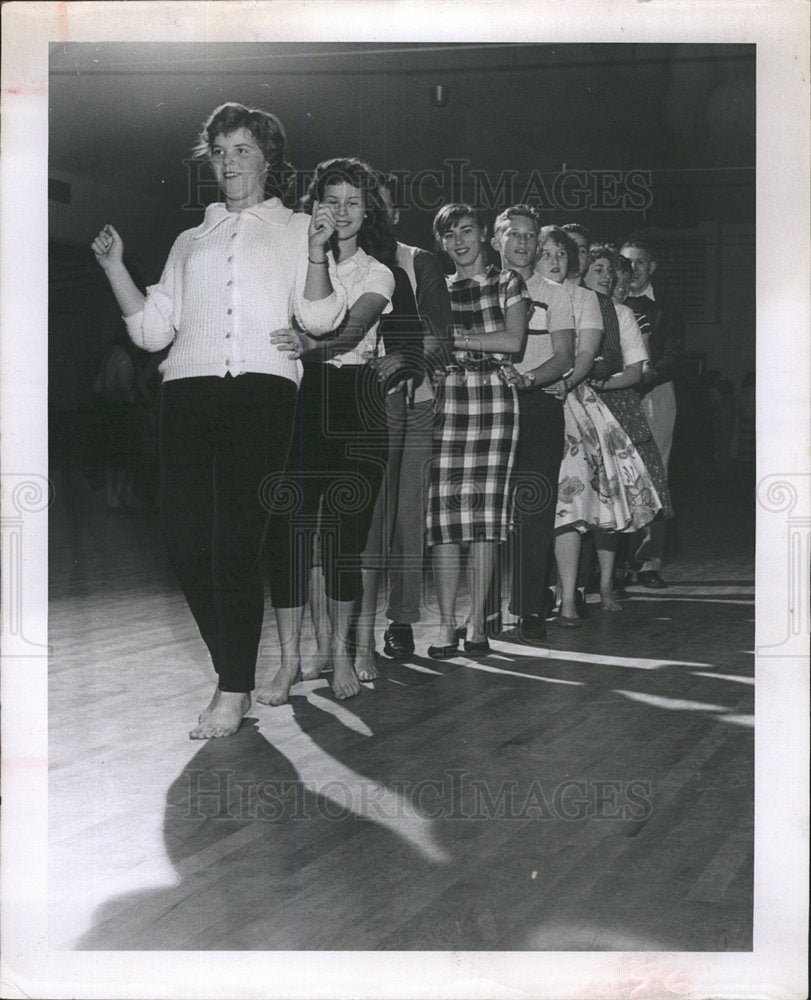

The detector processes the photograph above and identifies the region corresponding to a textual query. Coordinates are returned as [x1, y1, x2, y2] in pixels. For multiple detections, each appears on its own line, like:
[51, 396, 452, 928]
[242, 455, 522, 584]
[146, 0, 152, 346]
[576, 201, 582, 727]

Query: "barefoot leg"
[595, 529, 623, 612]
[256, 605, 304, 705]
[189, 689, 251, 739]
[354, 567, 380, 681]
[301, 564, 332, 680]
[554, 529, 581, 619]
[197, 685, 221, 722]
[327, 596, 361, 699]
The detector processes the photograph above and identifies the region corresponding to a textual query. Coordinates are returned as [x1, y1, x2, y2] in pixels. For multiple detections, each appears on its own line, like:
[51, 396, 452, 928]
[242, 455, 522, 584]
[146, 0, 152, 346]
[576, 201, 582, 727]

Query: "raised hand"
[307, 199, 336, 256]
[91, 224, 124, 271]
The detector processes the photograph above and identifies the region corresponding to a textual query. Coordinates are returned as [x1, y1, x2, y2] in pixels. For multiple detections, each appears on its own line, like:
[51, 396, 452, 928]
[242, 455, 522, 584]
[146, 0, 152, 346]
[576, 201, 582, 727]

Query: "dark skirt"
[599, 387, 674, 519]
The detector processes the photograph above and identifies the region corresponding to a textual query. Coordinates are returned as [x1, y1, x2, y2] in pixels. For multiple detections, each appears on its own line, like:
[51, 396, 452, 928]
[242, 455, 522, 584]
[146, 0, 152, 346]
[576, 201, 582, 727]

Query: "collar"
[192, 197, 293, 239]
[447, 263, 500, 287]
[632, 282, 655, 301]
[335, 246, 370, 274]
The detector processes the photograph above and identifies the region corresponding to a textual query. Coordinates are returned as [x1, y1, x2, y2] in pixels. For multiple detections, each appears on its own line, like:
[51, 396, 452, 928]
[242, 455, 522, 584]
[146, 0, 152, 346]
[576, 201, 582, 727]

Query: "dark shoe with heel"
[636, 571, 668, 589]
[427, 640, 459, 660]
[463, 638, 491, 656]
[383, 622, 415, 659]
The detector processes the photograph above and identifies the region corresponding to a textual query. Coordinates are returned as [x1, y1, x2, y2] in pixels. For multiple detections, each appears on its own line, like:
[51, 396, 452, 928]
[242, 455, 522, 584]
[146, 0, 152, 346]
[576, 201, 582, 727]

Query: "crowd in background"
[83, 102, 755, 738]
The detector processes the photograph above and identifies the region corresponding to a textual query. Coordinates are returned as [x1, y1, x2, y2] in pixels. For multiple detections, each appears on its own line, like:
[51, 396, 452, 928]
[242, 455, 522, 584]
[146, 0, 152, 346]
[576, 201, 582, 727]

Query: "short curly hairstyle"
[537, 225, 580, 277]
[192, 102, 295, 202]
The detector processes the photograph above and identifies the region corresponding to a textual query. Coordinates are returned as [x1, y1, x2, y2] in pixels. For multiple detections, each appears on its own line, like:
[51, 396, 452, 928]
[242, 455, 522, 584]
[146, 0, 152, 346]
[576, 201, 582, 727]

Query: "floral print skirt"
[555, 383, 662, 533]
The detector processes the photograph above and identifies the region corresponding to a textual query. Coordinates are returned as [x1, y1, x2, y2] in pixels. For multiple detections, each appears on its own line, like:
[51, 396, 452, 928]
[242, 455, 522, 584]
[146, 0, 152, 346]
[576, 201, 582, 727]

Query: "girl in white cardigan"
[91, 103, 346, 739]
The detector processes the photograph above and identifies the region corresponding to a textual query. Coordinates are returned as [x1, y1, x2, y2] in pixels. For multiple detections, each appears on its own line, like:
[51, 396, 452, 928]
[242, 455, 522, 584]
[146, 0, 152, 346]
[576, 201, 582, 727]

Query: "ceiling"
[49, 41, 755, 220]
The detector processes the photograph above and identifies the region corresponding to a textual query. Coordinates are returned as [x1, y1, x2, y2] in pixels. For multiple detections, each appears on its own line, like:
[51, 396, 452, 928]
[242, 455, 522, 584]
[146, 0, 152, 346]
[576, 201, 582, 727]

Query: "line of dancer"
[92, 102, 680, 739]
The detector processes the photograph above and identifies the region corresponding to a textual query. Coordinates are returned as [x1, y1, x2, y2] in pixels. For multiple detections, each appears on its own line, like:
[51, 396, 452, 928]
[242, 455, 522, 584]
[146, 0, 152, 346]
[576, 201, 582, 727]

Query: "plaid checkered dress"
[426, 267, 528, 546]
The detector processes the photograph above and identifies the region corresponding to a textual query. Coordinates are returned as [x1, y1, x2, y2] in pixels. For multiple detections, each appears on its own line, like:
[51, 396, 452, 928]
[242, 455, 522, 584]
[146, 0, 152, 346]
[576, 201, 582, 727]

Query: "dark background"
[48, 42, 755, 490]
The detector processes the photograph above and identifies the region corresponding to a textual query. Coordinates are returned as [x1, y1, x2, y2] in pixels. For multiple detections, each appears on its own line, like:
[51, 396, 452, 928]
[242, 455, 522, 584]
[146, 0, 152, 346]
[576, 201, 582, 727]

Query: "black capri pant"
[160, 372, 298, 693]
[267, 362, 388, 608]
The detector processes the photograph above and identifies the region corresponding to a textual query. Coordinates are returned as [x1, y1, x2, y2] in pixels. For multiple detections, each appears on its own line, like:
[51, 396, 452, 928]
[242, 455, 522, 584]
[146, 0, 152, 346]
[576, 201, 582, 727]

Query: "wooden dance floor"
[49, 470, 754, 951]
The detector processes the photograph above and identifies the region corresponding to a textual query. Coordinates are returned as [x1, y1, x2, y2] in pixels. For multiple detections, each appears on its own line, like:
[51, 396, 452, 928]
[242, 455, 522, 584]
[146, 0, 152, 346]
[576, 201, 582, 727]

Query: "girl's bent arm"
[569, 327, 602, 388]
[304, 292, 389, 361]
[452, 299, 529, 355]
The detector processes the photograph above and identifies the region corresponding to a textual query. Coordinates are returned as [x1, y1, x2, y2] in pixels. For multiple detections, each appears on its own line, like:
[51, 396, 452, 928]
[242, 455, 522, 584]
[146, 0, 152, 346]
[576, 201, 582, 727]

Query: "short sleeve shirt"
[328, 247, 395, 367]
[517, 272, 574, 373]
[616, 302, 650, 366]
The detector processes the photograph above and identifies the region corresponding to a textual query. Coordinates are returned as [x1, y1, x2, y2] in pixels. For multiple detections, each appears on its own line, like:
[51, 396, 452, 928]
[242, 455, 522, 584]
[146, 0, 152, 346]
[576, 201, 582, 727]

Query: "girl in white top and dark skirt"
[264, 158, 396, 703]
[91, 103, 346, 739]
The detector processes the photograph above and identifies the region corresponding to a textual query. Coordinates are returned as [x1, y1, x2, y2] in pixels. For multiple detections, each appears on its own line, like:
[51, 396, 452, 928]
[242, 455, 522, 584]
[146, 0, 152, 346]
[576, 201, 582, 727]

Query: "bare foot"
[600, 590, 623, 612]
[300, 645, 332, 681]
[330, 639, 361, 700]
[354, 645, 380, 682]
[256, 657, 300, 706]
[189, 689, 251, 739]
[197, 687, 220, 722]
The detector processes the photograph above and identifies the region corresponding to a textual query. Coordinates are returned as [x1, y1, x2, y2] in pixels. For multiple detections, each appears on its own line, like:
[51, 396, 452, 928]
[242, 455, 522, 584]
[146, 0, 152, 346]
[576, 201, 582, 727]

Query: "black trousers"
[159, 373, 298, 692]
[508, 390, 565, 618]
[267, 363, 387, 607]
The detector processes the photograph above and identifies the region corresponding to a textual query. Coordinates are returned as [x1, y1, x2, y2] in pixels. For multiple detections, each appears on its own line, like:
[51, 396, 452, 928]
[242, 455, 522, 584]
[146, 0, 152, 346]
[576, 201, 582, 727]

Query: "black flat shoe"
[463, 638, 491, 656]
[383, 622, 415, 659]
[636, 570, 668, 589]
[517, 614, 548, 643]
[427, 641, 459, 660]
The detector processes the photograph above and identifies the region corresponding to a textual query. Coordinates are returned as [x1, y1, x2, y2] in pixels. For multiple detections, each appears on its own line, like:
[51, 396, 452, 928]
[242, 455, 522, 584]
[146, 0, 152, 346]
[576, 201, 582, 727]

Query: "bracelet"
[308, 256, 328, 265]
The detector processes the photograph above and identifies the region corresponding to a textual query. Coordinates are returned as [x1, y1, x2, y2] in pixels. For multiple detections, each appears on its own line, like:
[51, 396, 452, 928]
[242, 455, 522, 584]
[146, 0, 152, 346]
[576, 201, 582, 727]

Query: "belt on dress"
[444, 350, 503, 375]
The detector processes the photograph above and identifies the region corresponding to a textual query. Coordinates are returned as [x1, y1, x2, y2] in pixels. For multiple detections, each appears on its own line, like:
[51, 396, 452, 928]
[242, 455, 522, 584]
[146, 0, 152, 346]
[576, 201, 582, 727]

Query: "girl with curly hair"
[264, 157, 396, 703]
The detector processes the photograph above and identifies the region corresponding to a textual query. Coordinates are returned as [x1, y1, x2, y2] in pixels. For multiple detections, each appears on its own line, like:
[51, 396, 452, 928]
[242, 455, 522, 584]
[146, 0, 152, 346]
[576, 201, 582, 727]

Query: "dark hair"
[537, 225, 580, 276]
[561, 222, 593, 243]
[613, 254, 633, 279]
[493, 203, 540, 237]
[300, 157, 397, 269]
[193, 102, 295, 202]
[432, 203, 488, 268]
[587, 242, 619, 264]
[379, 171, 400, 205]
